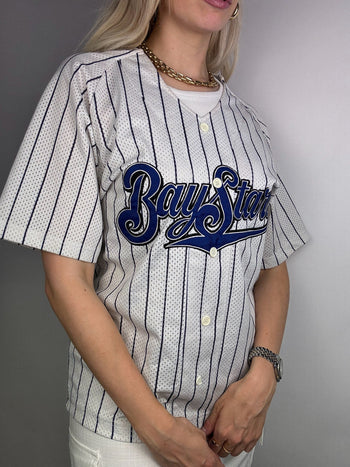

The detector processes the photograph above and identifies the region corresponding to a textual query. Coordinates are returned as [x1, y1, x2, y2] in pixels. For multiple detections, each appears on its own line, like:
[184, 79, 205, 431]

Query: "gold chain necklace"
[139, 42, 218, 89]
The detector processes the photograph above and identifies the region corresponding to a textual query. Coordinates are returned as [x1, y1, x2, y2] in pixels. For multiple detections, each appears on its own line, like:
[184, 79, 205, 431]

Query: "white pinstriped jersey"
[0, 49, 309, 442]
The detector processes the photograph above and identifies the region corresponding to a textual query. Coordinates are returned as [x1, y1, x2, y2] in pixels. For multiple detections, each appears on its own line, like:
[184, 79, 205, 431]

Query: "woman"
[0, 0, 309, 466]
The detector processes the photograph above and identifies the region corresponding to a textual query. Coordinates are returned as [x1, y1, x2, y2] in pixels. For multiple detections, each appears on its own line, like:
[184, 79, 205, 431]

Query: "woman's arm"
[203, 261, 289, 457]
[42, 251, 223, 467]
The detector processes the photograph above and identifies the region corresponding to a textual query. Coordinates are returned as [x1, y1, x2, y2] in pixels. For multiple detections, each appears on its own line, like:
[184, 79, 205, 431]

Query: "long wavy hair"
[83, 0, 242, 80]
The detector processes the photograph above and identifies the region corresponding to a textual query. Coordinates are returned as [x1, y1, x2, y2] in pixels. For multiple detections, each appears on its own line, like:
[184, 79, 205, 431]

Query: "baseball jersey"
[0, 49, 309, 443]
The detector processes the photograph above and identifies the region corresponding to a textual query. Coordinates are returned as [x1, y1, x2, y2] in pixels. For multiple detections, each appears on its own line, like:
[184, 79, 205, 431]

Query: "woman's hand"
[141, 416, 224, 467]
[202, 358, 276, 457]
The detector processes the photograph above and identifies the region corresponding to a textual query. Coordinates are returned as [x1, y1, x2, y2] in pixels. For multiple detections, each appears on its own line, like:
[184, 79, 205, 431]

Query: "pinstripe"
[232, 92, 274, 182]
[271, 203, 295, 255]
[154, 248, 170, 396]
[227, 92, 254, 183]
[59, 145, 91, 255]
[275, 190, 307, 244]
[196, 114, 211, 180]
[69, 346, 77, 408]
[201, 252, 223, 419]
[268, 210, 281, 264]
[74, 356, 84, 418]
[178, 101, 195, 178]
[157, 74, 178, 181]
[127, 244, 138, 358]
[237, 314, 253, 380]
[82, 373, 94, 426]
[171, 249, 190, 412]
[93, 93, 112, 152]
[78, 192, 100, 262]
[140, 247, 153, 376]
[104, 71, 117, 118]
[219, 100, 238, 170]
[117, 61, 140, 161]
[137, 53, 157, 167]
[197, 252, 222, 416]
[95, 390, 106, 433]
[209, 112, 223, 165]
[165, 251, 188, 410]
[185, 255, 207, 419]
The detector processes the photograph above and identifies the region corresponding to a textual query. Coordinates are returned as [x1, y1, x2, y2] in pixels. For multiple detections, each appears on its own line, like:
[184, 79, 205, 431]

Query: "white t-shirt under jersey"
[169, 82, 223, 116]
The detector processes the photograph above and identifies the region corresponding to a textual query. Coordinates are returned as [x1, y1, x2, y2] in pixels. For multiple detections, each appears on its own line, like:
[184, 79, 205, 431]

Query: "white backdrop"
[231, 1, 350, 465]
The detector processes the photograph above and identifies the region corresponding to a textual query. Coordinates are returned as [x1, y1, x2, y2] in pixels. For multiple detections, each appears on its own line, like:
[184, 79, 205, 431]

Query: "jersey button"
[209, 247, 217, 258]
[196, 375, 203, 386]
[202, 315, 211, 326]
[200, 122, 209, 133]
[213, 177, 222, 189]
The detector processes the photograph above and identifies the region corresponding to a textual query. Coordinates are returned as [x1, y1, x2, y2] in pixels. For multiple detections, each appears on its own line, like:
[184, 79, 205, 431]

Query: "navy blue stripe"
[178, 101, 195, 179]
[104, 70, 117, 118]
[197, 253, 222, 415]
[73, 356, 84, 417]
[201, 252, 223, 419]
[154, 248, 170, 396]
[226, 92, 254, 183]
[219, 100, 238, 168]
[233, 94, 272, 183]
[171, 250, 190, 411]
[272, 202, 295, 253]
[165, 251, 188, 409]
[204, 249, 236, 416]
[93, 93, 112, 152]
[78, 192, 100, 261]
[94, 389, 106, 433]
[82, 374, 94, 426]
[59, 146, 91, 255]
[269, 210, 281, 264]
[140, 248, 153, 375]
[158, 74, 178, 181]
[275, 181, 307, 244]
[225, 283, 246, 388]
[237, 315, 252, 379]
[186, 257, 207, 420]
[69, 346, 77, 408]
[209, 112, 223, 165]
[118, 61, 140, 161]
[137, 53, 157, 166]
[196, 114, 211, 181]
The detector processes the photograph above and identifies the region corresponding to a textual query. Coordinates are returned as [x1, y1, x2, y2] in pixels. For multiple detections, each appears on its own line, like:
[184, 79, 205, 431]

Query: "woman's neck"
[146, 12, 214, 91]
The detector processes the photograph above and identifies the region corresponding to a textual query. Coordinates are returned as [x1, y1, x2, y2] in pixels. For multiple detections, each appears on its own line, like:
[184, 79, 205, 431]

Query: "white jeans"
[69, 416, 255, 467]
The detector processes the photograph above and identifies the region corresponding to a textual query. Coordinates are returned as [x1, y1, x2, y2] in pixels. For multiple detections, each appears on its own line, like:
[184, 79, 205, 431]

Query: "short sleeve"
[0, 57, 103, 263]
[262, 175, 310, 269]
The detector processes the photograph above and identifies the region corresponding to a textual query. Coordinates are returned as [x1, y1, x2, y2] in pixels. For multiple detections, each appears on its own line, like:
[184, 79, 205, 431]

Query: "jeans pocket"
[69, 428, 100, 467]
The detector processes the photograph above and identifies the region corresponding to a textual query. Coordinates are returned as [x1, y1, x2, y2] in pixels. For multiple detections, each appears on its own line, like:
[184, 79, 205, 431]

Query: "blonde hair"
[83, 0, 241, 80]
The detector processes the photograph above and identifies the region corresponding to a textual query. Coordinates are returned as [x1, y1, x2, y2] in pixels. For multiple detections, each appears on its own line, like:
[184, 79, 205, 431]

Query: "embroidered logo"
[118, 163, 272, 254]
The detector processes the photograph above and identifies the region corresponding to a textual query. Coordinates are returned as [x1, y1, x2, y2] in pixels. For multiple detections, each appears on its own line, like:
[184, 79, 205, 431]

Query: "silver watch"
[248, 346, 283, 382]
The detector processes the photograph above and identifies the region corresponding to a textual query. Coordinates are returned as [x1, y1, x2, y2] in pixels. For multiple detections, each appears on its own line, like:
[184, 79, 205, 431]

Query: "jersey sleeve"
[262, 175, 310, 269]
[0, 57, 103, 263]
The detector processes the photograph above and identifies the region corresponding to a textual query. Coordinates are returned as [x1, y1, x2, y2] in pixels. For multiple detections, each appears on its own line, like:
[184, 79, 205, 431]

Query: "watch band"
[248, 346, 283, 382]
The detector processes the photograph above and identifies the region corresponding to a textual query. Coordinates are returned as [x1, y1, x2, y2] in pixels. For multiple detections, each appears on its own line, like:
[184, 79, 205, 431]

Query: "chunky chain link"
[139, 42, 219, 89]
